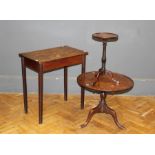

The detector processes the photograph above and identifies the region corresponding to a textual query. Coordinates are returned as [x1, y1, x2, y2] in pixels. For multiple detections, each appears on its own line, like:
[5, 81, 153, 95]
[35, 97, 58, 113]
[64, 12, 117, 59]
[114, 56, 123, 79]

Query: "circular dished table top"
[77, 71, 134, 94]
[92, 32, 118, 42]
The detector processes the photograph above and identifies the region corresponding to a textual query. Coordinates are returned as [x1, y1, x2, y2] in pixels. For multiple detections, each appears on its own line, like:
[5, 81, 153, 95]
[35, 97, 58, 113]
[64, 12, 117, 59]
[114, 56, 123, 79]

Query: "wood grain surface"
[19, 46, 87, 63]
[77, 71, 134, 94]
[0, 93, 155, 134]
[92, 32, 118, 42]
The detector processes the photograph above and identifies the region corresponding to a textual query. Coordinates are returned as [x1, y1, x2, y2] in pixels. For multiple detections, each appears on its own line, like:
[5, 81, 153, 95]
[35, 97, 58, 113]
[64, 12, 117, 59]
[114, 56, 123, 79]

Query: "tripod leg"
[81, 105, 100, 128]
[81, 93, 105, 128]
[81, 93, 125, 129]
[105, 106, 125, 129]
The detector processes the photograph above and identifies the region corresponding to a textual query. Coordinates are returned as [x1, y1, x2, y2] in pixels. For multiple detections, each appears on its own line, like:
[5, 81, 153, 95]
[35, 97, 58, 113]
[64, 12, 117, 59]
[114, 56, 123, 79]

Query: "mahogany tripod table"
[77, 71, 134, 129]
[19, 46, 88, 124]
[77, 32, 134, 129]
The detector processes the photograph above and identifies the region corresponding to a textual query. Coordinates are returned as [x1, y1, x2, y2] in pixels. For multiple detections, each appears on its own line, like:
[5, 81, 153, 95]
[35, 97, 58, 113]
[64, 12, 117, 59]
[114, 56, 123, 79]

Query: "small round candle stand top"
[92, 32, 118, 42]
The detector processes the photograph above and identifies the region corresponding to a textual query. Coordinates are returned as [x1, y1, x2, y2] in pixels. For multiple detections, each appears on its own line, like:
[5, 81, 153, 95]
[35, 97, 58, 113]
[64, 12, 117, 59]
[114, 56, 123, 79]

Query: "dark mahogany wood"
[19, 46, 88, 124]
[81, 55, 86, 109]
[24, 57, 39, 72]
[81, 93, 125, 129]
[77, 71, 134, 94]
[77, 71, 134, 129]
[64, 67, 68, 101]
[78, 32, 133, 129]
[38, 64, 43, 124]
[43, 55, 84, 73]
[92, 32, 118, 42]
[92, 32, 118, 85]
[19, 46, 86, 63]
[21, 57, 28, 113]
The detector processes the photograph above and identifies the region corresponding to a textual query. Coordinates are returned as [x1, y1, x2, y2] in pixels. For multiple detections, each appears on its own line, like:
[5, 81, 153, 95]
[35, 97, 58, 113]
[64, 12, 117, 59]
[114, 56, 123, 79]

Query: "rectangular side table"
[19, 46, 88, 124]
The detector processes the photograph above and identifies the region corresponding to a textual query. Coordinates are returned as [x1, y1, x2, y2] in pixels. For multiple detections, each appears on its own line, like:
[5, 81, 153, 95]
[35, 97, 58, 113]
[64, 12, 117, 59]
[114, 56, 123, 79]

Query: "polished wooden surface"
[86, 32, 133, 128]
[92, 32, 118, 42]
[19, 46, 87, 124]
[19, 46, 87, 63]
[0, 93, 155, 134]
[77, 71, 134, 94]
[77, 71, 134, 128]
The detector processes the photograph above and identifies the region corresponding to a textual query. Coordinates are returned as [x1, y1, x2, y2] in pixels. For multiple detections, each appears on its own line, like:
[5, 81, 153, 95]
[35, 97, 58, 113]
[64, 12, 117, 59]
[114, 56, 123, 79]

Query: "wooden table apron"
[19, 52, 87, 124]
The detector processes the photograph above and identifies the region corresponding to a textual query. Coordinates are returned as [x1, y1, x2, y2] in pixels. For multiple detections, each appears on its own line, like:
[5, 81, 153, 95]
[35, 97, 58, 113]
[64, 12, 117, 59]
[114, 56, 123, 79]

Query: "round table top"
[77, 71, 134, 94]
[92, 32, 118, 42]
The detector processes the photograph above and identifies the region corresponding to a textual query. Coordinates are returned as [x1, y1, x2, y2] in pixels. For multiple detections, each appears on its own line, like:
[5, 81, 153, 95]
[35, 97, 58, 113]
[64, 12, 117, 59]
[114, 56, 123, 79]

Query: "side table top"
[19, 46, 88, 63]
[92, 32, 118, 42]
[77, 71, 134, 94]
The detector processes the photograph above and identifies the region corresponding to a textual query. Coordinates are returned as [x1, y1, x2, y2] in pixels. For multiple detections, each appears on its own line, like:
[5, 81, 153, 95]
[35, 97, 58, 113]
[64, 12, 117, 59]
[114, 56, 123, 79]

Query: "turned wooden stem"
[101, 42, 107, 74]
